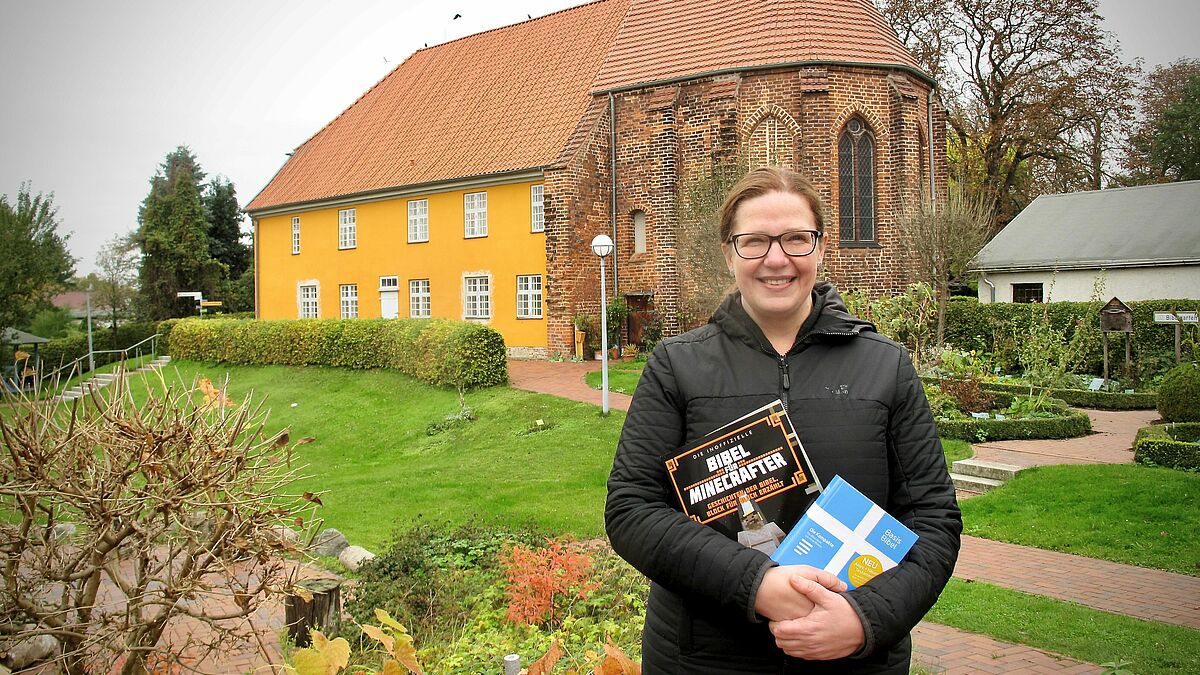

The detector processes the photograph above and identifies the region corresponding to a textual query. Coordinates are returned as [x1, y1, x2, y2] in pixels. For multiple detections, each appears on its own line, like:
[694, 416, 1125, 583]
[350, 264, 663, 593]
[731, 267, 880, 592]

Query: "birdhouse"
[1100, 297, 1132, 333]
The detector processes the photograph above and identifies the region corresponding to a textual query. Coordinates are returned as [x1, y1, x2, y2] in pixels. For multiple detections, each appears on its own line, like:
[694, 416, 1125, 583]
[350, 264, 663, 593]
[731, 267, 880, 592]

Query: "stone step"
[952, 459, 1023, 482]
[950, 472, 1004, 494]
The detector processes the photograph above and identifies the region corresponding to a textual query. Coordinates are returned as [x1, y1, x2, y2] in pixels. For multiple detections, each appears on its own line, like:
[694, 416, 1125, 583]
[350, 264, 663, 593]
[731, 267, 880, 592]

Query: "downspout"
[609, 92, 619, 299]
[927, 91, 936, 205]
[980, 273, 996, 303]
[252, 217, 260, 318]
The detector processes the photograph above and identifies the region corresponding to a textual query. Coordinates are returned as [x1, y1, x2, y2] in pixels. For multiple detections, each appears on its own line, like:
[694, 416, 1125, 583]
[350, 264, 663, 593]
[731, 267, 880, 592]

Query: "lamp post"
[591, 234, 614, 415]
[85, 284, 95, 373]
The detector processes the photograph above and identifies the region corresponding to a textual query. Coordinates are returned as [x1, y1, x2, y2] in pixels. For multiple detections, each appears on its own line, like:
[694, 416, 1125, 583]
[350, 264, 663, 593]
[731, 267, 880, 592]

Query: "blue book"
[769, 475, 918, 590]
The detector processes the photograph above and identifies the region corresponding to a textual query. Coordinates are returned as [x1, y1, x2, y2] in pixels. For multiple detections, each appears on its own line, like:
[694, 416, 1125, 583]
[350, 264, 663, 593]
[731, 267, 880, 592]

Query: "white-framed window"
[299, 284, 319, 319]
[409, 279, 431, 318]
[339, 208, 357, 249]
[379, 275, 399, 291]
[340, 284, 359, 319]
[407, 199, 428, 243]
[292, 217, 301, 254]
[531, 185, 544, 233]
[516, 274, 543, 319]
[464, 191, 487, 238]
[463, 275, 490, 319]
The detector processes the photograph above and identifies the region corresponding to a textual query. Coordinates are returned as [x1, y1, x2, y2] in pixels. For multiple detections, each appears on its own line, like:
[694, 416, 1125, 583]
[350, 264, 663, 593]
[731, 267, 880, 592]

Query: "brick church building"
[247, 0, 947, 357]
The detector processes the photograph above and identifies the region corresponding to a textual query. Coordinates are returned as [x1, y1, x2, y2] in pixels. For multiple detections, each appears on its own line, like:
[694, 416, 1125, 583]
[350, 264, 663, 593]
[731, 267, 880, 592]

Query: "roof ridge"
[1038, 179, 1200, 199]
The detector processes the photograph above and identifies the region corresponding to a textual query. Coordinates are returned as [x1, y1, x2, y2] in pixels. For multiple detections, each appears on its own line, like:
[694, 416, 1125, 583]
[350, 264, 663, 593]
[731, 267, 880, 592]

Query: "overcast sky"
[2, 0, 1197, 275]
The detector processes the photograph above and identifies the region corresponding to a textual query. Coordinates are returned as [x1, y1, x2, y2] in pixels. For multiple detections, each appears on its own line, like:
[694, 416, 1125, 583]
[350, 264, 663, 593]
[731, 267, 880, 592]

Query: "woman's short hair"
[717, 166, 826, 243]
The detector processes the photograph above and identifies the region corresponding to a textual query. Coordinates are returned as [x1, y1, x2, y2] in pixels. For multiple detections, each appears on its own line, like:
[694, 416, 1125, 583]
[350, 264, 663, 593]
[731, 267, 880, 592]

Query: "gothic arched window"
[838, 117, 876, 244]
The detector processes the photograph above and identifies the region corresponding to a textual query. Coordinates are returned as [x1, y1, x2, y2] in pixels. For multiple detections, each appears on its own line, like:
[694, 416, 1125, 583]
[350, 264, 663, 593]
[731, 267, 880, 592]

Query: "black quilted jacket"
[605, 283, 962, 674]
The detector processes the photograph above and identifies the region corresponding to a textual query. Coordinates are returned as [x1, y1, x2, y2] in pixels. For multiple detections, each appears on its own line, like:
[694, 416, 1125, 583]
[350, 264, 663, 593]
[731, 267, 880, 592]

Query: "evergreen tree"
[1147, 74, 1200, 182]
[0, 183, 75, 334]
[135, 147, 224, 320]
[204, 176, 250, 279]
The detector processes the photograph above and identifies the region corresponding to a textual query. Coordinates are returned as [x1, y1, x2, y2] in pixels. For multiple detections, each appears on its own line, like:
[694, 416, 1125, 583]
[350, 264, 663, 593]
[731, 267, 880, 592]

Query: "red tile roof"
[592, 0, 920, 92]
[247, 0, 631, 212]
[248, 0, 922, 213]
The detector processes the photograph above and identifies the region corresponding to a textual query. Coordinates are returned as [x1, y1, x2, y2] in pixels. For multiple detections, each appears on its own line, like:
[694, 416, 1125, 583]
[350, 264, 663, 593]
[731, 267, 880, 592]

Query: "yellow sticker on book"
[848, 554, 884, 587]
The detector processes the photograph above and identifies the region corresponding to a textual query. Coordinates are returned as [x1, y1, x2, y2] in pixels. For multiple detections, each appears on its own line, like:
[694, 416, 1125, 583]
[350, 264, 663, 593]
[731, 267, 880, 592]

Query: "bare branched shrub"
[897, 186, 993, 347]
[0, 369, 323, 674]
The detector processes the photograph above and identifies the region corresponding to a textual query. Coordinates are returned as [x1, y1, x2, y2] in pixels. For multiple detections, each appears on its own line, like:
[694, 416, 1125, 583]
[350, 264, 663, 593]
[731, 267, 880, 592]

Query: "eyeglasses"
[728, 230, 822, 259]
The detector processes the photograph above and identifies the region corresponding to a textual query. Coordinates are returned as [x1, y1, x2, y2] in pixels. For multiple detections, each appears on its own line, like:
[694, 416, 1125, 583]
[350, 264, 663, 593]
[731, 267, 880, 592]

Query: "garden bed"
[1134, 423, 1200, 471]
[936, 408, 1093, 442]
[981, 381, 1157, 410]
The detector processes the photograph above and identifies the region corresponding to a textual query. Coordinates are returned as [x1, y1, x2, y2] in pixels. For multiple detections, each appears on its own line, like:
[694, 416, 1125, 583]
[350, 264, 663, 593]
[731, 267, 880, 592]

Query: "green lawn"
[960, 463, 1200, 576]
[927, 579, 1198, 674]
[583, 359, 644, 394]
[121, 361, 624, 551]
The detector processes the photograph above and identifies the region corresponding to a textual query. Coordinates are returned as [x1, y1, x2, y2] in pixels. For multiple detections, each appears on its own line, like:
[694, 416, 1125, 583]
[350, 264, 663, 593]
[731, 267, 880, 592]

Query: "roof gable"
[972, 181, 1200, 271]
[247, 0, 630, 213]
[591, 0, 921, 92]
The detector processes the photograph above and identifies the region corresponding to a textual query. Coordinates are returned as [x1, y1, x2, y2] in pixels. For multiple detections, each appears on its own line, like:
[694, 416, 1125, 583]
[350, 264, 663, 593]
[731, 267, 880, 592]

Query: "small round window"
[847, 118, 862, 134]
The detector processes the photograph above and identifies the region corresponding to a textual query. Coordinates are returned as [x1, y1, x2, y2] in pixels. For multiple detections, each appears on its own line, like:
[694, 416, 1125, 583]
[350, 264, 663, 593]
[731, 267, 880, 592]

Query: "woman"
[605, 167, 961, 674]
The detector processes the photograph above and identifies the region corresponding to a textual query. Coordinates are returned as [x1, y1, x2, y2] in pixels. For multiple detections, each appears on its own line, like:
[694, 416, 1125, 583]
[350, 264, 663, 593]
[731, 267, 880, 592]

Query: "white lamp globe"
[591, 234, 614, 258]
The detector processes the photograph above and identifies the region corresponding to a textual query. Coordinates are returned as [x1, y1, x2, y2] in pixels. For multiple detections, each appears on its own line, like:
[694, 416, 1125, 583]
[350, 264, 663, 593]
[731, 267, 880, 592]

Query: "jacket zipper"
[778, 354, 790, 409]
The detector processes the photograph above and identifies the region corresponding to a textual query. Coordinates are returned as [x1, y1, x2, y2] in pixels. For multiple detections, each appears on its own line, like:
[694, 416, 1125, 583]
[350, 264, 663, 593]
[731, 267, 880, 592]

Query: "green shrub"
[944, 298, 1199, 382]
[980, 381, 1157, 410]
[344, 521, 647, 672]
[1157, 362, 1200, 422]
[165, 317, 508, 390]
[936, 407, 1092, 442]
[1134, 423, 1200, 471]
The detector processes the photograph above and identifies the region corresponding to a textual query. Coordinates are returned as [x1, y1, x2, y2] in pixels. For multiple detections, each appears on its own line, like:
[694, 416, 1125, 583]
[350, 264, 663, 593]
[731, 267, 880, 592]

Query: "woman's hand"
[768, 574, 865, 660]
[752, 565, 846, 622]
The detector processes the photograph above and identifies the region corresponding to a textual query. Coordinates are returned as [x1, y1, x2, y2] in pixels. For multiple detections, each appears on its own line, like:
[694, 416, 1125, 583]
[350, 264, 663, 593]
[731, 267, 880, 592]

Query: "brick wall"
[543, 64, 947, 353]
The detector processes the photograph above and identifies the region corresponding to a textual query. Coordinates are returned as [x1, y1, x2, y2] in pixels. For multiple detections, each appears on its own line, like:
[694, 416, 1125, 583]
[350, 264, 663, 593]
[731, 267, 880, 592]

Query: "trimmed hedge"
[37, 322, 162, 372]
[1134, 423, 1200, 471]
[1157, 362, 1200, 422]
[944, 297, 1199, 376]
[165, 318, 508, 390]
[936, 407, 1092, 442]
[980, 381, 1157, 410]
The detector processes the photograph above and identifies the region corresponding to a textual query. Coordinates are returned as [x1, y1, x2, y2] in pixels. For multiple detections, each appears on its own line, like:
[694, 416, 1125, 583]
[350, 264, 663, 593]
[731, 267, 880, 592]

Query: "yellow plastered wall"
[255, 180, 547, 349]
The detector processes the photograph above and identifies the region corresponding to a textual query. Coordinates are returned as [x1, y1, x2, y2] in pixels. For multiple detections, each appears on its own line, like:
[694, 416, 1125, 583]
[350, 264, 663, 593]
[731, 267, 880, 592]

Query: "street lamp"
[591, 234, 614, 415]
[85, 284, 95, 373]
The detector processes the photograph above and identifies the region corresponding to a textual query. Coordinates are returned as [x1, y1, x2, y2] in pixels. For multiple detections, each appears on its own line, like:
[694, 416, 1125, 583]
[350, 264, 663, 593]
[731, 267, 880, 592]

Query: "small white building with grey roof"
[970, 180, 1200, 303]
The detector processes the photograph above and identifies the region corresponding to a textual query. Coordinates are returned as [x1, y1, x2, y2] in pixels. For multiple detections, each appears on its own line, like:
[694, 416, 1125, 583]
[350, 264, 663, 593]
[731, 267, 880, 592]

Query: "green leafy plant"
[606, 296, 632, 346]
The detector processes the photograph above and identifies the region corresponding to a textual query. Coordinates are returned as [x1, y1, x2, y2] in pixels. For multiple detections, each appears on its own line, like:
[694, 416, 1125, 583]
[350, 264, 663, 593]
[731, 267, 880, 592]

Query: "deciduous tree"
[94, 233, 139, 337]
[877, 0, 1137, 229]
[897, 186, 993, 346]
[0, 183, 75, 335]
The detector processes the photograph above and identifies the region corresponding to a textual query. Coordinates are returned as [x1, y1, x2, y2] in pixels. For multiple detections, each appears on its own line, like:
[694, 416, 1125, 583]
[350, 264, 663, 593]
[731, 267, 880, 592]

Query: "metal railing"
[37, 333, 160, 388]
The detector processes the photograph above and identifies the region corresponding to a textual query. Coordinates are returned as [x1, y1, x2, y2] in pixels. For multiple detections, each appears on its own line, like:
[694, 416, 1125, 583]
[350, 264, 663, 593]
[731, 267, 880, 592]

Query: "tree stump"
[285, 578, 342, 647]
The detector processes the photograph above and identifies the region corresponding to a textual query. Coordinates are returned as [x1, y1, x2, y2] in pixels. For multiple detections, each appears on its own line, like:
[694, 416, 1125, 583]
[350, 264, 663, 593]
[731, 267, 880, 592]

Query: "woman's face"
[722, 190, 826, 330]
